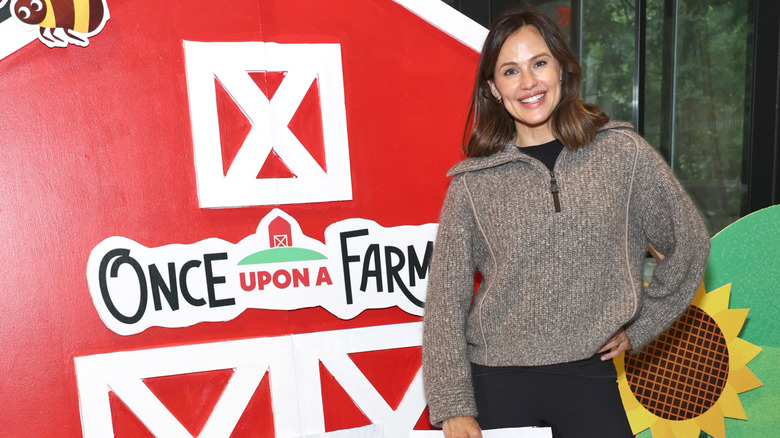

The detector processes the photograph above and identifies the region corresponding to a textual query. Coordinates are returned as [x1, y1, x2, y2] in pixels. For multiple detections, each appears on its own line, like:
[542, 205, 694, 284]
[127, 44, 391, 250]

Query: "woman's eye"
[503, 68, 517, 76]
[534, 60, 547, 68]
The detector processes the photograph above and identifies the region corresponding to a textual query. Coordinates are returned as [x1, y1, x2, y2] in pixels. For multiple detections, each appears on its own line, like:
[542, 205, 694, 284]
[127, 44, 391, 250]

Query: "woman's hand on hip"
[598, 327, 632, 361]
[443, 416, 482, 438]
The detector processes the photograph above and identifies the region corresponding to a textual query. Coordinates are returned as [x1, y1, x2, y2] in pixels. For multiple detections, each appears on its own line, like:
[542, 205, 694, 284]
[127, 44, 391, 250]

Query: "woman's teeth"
[521, 93, 545, 104]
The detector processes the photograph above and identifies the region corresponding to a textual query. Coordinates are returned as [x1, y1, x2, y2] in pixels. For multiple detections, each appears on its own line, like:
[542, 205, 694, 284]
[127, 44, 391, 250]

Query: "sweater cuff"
[426, 391, 478, 428]
[624, 322, 654, 354]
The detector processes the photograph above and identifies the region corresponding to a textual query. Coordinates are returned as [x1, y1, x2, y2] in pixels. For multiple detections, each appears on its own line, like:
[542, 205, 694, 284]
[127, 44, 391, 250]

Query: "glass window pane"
[643, 0, 665, 150]
[579, 0, 752, 235]
[661, 0, 752, 234]
[580, 0, 635, 123]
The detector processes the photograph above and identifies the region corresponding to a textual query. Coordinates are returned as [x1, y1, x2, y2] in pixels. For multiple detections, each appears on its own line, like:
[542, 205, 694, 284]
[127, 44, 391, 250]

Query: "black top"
[518, 139, 564, 172]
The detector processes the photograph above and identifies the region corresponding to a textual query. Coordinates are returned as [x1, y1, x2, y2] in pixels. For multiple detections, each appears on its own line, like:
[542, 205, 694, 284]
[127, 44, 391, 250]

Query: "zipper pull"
[550, 172, 561, 212]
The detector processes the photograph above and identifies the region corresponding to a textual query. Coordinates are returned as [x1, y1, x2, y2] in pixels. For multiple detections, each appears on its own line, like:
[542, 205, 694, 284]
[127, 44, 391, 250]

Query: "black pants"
[471, 355, 633, 438]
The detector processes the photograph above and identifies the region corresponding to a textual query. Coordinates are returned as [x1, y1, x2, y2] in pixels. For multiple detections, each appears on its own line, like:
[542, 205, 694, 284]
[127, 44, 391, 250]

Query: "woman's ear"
[487, 80, 501, 101]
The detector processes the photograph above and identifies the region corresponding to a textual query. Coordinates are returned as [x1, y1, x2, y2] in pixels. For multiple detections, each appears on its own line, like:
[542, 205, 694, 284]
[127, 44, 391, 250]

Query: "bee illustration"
[9, 0, 109, 48]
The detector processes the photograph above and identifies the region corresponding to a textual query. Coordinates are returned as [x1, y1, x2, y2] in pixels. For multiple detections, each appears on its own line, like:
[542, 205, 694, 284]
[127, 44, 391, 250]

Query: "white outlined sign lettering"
[183, 41, 352, 208]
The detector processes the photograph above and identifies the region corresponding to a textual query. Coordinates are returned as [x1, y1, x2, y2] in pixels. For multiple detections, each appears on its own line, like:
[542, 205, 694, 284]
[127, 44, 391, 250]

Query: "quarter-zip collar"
[446, 140, 536, 177]
[446, 121, 634, 177]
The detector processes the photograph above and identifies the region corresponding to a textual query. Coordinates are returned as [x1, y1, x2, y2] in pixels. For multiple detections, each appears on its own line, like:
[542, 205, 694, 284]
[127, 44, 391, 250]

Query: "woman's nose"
[520, 72, 537, 90]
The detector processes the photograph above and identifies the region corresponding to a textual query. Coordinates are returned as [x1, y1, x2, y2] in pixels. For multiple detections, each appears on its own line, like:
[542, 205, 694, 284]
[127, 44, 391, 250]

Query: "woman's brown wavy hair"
[463, 5, 609, 157]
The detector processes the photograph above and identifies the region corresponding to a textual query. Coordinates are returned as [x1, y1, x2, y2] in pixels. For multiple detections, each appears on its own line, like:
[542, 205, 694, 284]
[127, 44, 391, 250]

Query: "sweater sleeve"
[422, 175, 480, 427]
[624, 139, 711, 351]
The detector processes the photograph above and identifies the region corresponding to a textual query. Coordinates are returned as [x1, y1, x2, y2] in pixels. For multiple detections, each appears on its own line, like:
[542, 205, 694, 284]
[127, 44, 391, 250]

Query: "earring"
[496, 96, 503, 103]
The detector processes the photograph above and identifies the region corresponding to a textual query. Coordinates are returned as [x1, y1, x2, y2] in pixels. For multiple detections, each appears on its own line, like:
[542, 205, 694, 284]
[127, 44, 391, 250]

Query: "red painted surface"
[288, 78, 327, 172]
[321, 362, 374, 431]
[216, 78, 254, 176]
[349, 346, 424, 410]
[144, 369, 235, 436]
[111, 392, 158, 438]
[231, 373, 277, 437]
[0, 0, 477, 435]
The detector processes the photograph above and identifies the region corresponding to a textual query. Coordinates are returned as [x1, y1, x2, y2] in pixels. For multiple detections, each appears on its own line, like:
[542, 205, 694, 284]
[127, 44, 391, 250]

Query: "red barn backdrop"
[0, 0, 483, 436]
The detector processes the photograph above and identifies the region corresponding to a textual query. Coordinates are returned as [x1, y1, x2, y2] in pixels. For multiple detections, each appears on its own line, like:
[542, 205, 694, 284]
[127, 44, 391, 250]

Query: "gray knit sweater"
[421, 122, 710, 426]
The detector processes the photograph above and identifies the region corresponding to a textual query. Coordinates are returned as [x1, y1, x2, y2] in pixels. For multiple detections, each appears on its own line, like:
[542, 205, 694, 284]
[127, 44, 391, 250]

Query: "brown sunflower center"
[624, 305, 729, 421]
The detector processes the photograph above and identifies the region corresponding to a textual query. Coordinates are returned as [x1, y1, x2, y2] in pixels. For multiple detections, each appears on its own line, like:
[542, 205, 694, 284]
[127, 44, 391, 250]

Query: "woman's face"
[488, 26, 562, 145]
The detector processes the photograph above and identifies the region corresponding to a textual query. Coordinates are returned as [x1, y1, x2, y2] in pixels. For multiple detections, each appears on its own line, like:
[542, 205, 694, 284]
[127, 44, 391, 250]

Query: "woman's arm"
[423, 175, 482, 426]
[624, 138, 711, 351]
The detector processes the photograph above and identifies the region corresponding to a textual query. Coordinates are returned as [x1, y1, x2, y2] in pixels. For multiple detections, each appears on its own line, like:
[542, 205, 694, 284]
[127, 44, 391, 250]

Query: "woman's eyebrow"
[497, 52, 551, 70]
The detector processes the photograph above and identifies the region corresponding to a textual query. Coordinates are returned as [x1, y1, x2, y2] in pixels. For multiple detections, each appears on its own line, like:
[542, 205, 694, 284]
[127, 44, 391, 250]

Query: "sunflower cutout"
[615, 281, 763, 438]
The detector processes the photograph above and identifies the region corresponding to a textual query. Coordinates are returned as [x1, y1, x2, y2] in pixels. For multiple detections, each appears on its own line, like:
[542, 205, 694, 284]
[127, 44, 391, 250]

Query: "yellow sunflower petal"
[649, 418, 674, 438]
[695, 283, 730, 314]
[619, 384, 643, 411]
[713, 308, 749, 340]
[728, 336, 763, 370]
[614, 352, 626, 374]
[729, 365, 764, 394]
[627, 405, 658, 435]
[696, 403, 726, 438]
[689, 281, 709, 305]
[668, 418, 703, 438]
[615, 354, 645, 412]
[718, 383, 747, 420]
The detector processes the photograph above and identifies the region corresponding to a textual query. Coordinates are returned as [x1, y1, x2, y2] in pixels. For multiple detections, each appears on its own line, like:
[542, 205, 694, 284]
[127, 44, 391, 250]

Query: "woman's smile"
[519, 91, 547, 105]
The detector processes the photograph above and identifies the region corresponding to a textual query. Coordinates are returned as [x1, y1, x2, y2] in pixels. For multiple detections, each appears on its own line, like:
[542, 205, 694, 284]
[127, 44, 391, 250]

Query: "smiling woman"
[421, 5, 711, 438]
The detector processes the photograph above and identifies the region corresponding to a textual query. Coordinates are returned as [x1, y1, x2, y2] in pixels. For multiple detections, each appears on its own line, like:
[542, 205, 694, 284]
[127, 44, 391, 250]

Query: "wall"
[0, 0, 482, 436]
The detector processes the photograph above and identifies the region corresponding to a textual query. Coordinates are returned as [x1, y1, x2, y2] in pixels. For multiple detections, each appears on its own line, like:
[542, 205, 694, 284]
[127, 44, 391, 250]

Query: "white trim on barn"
[392, 0, 487, 52]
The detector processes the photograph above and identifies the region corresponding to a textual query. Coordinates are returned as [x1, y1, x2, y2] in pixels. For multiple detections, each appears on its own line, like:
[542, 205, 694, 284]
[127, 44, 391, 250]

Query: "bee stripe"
[73, 0, 90, 33]
[39, 0, 56, 28]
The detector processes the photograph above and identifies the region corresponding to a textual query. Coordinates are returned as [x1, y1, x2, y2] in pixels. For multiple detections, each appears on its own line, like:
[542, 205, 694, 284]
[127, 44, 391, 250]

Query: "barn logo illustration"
[86, 209, 436, 335]
[183, 41, 352, 209]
